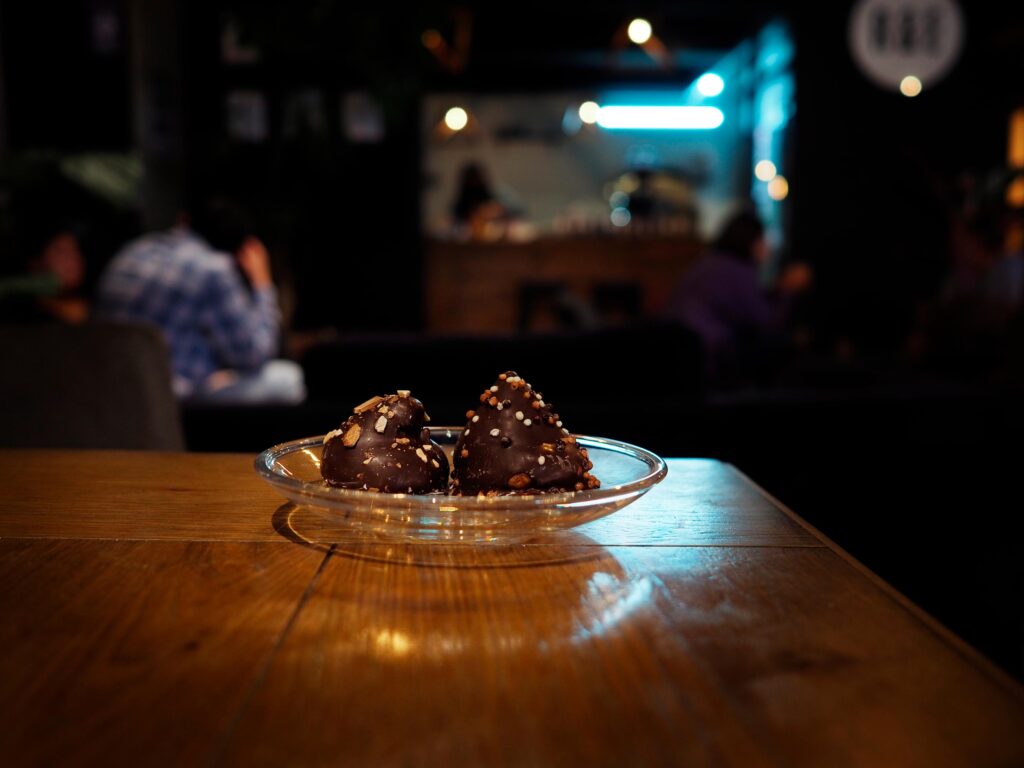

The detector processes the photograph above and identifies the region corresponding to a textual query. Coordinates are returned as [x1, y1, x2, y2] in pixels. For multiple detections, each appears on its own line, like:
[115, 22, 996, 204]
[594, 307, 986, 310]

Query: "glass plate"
[254, 428, 667, 541]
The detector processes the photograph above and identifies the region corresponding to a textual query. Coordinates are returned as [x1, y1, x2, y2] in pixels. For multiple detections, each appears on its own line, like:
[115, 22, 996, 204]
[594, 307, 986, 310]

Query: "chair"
[0, 322, 185, 450]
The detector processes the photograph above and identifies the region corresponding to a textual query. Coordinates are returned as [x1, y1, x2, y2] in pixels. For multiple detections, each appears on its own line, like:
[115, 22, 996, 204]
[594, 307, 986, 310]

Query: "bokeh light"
[767, 175, 789, 201]
[755, 160, 777, 182]
[421, 29, 442, 50]
[444, 107, 469, 131]
[696, 73, 725, 97]
[578, 101, 600, 125]
[1007, 177, 1024, 208]
[900, 75, 923, 98]
[627, 18, 653, 45]
[610, 207, 632, 227]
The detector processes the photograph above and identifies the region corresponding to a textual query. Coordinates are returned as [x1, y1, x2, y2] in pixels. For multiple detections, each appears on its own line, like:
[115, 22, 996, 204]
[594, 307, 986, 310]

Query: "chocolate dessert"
[451, 371, 600, 494]
[321, 391, 450, 493]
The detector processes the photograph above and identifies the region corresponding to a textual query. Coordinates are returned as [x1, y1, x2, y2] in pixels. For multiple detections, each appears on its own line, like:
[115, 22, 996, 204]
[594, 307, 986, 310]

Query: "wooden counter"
[425, 237, 701, 332]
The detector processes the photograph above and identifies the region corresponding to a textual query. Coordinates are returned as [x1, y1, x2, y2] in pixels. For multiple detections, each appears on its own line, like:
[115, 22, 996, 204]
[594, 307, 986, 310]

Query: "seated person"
[96, 197, 305, 404]
[661, 209, 811, 386]
[0, 226, 89, 325]
[452, 162, 510, 241]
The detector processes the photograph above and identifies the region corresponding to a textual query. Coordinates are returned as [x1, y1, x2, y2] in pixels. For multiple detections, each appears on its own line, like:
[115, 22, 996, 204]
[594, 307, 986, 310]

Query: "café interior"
[2, 1, 1023, 763]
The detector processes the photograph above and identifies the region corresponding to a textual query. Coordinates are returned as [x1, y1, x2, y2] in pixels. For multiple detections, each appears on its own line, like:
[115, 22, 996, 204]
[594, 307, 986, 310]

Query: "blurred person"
[919, 183, 1024, 379]
[944, 195, 1024, 313]
[660, 209, 811, 386]
[452, 162, 510, 240]
[0, 226, 89, 324]
[96, 197, 305, 403]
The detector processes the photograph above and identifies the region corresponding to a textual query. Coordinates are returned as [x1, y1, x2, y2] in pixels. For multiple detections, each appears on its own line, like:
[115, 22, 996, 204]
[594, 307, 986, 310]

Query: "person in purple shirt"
[662, 210, 811, 386]
[97, 197, 305, 403]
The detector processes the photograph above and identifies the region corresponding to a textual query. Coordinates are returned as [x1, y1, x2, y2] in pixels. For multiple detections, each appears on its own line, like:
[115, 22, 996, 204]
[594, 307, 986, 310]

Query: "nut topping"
[507, 473, 531, 489]
[353, 395, 385, 414]
[341, 424, 362, 447]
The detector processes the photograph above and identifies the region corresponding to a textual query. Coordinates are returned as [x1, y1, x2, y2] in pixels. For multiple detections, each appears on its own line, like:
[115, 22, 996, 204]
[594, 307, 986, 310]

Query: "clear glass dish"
[254, 428, 667, 542]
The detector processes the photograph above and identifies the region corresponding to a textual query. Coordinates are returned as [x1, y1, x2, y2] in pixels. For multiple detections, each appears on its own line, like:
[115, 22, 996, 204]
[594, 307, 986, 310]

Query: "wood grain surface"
[222, 544, 1024, 767]
[0, 451, 816, 547]
[1, 449, 1022, 766]
[0, 450, 281, 542]
[0, 539, 326, 766]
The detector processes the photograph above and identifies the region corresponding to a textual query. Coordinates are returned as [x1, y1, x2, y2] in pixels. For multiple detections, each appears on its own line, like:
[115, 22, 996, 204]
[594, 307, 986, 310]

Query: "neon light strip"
[596, 106, 724, 130]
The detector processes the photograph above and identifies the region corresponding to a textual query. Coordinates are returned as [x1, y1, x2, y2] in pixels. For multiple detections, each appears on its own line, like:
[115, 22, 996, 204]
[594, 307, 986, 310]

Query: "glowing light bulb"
[767, 175, 789, 201]
[444, 107, 468, 131]
[754, 160, 777, 182]
[627, 18, 652, 45]
[900, 75, 922, 98]
[696, 73, 725, 97]
[578, 101, 600, 125]
[610, 207, 632, 227]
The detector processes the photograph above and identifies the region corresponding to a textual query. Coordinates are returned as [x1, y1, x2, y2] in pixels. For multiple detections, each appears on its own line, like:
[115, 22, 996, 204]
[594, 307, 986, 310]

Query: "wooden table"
[1, 450, 1022, 766]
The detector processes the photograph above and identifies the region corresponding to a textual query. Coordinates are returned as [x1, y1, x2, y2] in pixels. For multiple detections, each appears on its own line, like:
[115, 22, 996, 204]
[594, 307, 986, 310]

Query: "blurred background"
[1, 1, 1023, 676]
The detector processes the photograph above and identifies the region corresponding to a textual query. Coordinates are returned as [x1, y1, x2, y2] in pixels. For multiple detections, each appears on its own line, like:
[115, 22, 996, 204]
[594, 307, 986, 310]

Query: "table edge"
[727, 462, 1024, 703]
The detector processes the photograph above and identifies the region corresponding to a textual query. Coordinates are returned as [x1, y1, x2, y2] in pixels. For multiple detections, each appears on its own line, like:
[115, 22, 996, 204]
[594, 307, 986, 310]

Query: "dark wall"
[791, 3, 1024, 353]
[174, 3, 428, 332]
[1, 0, 131, 151]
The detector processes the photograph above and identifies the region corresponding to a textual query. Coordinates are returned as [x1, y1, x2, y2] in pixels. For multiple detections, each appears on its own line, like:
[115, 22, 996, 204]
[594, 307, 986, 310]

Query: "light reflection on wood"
[2, 450, 1023, 766]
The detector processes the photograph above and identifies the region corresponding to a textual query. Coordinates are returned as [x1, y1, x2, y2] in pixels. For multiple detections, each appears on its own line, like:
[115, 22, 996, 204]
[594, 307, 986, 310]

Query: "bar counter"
[425, 237, 702, 332]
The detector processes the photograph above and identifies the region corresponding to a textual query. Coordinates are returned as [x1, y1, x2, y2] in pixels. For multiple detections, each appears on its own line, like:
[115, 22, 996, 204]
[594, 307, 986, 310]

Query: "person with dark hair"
[0, 222, 89, 325]
[712, 210, 768, 262]
[452, 162, 509, 240]
[661, 208, 811, 386]
[96, 198, 304, 403]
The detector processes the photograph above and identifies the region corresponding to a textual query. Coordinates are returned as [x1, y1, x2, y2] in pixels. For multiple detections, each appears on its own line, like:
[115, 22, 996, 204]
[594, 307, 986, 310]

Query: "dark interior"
[2, 0, 1023, 682]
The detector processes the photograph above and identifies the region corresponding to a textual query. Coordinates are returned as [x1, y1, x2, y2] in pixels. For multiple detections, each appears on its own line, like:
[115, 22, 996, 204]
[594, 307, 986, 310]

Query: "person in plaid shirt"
[97, 199, 305, 403]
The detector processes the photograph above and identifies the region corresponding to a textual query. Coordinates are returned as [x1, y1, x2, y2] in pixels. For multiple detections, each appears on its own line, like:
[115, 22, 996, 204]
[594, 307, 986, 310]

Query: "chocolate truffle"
[451, 371, 600, 494]
[321, 391, 449, 493]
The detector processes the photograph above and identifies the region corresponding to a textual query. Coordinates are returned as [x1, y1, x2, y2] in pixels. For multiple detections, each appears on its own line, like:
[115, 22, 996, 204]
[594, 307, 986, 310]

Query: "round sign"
[849, 0, 964, 92]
